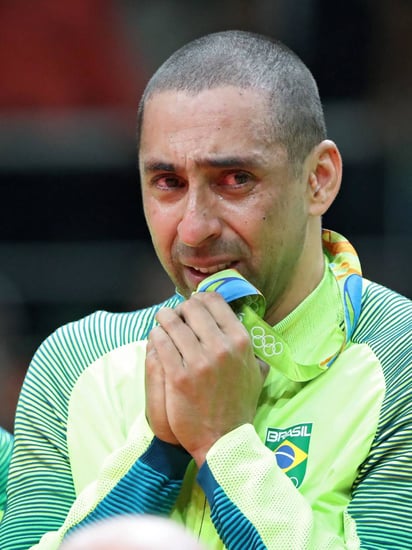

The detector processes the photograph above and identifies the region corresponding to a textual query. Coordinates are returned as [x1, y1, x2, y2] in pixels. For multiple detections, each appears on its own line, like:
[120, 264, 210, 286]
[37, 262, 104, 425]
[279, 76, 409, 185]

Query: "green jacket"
[0, 232, 411, 549]
[0, 426, 13, 522]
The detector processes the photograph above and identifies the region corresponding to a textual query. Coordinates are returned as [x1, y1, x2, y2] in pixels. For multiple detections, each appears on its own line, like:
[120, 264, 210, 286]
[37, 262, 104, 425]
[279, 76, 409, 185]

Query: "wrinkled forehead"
[140, 86, 276, 146]
[138, 87, 286, 168]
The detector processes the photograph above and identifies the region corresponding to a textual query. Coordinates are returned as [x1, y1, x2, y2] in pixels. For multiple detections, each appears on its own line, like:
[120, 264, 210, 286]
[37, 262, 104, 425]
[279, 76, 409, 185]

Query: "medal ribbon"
[195, 265, 361, 382]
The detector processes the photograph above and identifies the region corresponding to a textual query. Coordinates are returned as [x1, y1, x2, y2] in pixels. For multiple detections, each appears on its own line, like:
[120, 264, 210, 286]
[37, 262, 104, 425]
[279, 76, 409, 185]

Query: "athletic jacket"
[0, 426, 13, 521]
[0, 231, 411, 549]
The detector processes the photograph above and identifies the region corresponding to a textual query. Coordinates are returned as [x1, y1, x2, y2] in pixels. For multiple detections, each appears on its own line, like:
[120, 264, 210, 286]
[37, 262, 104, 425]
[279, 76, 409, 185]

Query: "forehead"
[139, 86, 284, 163]
[145, 84, 269, 113]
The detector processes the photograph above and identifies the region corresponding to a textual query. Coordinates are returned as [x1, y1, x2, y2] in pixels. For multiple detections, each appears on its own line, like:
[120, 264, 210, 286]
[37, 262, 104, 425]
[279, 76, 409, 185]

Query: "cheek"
[227, 195, 275, 245]
[144, 202, 175, 249]
[246, 195, 302, 255]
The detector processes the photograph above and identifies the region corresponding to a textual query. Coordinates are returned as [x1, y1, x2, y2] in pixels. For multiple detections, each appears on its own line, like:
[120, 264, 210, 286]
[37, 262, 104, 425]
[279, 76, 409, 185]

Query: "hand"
[150, 292, 268, 466]
[145, 335, 179, 445]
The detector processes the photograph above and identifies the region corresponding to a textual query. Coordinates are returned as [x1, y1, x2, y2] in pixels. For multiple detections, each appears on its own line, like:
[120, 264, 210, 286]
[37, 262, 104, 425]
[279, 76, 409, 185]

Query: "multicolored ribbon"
[195, 266, 361, 382]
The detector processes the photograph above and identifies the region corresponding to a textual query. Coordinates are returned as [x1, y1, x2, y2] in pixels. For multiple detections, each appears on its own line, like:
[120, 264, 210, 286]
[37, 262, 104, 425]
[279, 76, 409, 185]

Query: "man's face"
[139, 86, 311, 315]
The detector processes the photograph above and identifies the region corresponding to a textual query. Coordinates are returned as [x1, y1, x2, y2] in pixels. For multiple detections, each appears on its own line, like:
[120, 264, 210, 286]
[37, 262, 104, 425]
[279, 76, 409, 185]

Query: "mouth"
[187, 262, 234, 276]
[177, 260, 243, 296]
[182, 262, 239, 290]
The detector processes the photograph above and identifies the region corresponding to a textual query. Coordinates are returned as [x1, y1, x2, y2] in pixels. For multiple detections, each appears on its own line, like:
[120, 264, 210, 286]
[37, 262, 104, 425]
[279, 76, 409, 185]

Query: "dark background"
[0, 0, 411, 431]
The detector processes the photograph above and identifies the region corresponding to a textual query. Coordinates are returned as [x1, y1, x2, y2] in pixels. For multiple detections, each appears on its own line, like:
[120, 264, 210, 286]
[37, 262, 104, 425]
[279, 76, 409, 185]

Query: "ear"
[306, 140, 342, 216]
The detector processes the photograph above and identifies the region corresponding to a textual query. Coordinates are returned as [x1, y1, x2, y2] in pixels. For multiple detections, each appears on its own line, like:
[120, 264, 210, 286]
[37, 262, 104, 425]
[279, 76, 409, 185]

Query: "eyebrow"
[142, 155, 262, 174]
[205, 156, 261, 169]
[142, 161, 176, 173]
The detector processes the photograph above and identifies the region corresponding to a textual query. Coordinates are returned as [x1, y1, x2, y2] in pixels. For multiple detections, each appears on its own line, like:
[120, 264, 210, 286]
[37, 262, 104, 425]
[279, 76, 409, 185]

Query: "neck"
[265, 221, 325, 325]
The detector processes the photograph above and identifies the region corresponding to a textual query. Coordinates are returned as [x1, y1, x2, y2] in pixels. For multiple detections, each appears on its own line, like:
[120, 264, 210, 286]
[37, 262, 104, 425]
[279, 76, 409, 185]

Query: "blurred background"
[0, 0, 411, 432]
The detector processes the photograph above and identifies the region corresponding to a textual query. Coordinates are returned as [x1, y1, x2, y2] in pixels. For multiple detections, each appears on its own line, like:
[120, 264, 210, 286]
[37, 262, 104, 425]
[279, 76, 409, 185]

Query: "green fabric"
[1, 231, 411, 549]
[33, 232, 368, 548]
[0, 427, 13, 521]
[196, 230, 362, 382]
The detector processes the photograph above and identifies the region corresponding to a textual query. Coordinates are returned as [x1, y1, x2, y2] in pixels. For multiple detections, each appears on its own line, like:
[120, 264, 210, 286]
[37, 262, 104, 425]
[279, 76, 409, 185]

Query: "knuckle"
[178, 300, 192, 317]
[158, 310, 181, 331]
[213, 341, 233, 363]
[233, 327, 252, 350]
[196, 354, 212, 371]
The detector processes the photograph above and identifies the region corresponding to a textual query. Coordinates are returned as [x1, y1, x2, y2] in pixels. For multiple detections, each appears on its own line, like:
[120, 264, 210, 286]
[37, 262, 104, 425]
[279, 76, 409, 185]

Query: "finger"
[145, 332, 179, 444]
[145, 338, 164, 410]
[155, 305, 211, 357]
[187, 293, 252, 358]
[148, 324, 185, 369]
[145, 336, 164, 400]
[156, 298, 230, 371]
[178, 292, 246, 344]
[189, 292, 245, 335]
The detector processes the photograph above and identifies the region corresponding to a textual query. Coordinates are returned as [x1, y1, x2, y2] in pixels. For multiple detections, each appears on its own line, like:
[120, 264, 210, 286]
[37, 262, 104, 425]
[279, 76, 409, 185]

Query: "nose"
[177, 188, 222, 247]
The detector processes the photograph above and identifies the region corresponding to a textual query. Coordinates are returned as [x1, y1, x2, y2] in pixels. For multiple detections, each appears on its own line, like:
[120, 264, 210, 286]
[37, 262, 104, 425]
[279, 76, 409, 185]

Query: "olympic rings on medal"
[250, 325, 283, 357]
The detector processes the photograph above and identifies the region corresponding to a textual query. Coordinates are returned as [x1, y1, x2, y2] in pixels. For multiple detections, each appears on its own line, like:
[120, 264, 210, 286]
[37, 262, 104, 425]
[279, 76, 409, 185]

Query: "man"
[0, 30, 411, 549]
[0, 426, 13, 521]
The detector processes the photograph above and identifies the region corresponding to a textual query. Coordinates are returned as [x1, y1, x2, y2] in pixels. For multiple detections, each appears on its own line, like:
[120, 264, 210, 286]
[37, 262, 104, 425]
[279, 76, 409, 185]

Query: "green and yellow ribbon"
[195, 263, 361, 382]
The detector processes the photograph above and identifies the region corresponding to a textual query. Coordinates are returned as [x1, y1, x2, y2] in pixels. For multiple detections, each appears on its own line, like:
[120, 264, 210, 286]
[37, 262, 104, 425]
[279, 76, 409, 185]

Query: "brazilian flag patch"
[265, 423, 312, 488]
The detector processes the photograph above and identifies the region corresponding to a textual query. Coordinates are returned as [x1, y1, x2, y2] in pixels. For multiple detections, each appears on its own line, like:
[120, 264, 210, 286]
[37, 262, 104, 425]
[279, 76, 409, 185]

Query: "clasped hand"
[145, 292, 268, 467]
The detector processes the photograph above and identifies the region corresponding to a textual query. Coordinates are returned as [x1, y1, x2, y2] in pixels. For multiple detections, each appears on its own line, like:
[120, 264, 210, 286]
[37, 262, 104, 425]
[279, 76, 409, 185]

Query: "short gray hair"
[137, 30, 326, 169]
